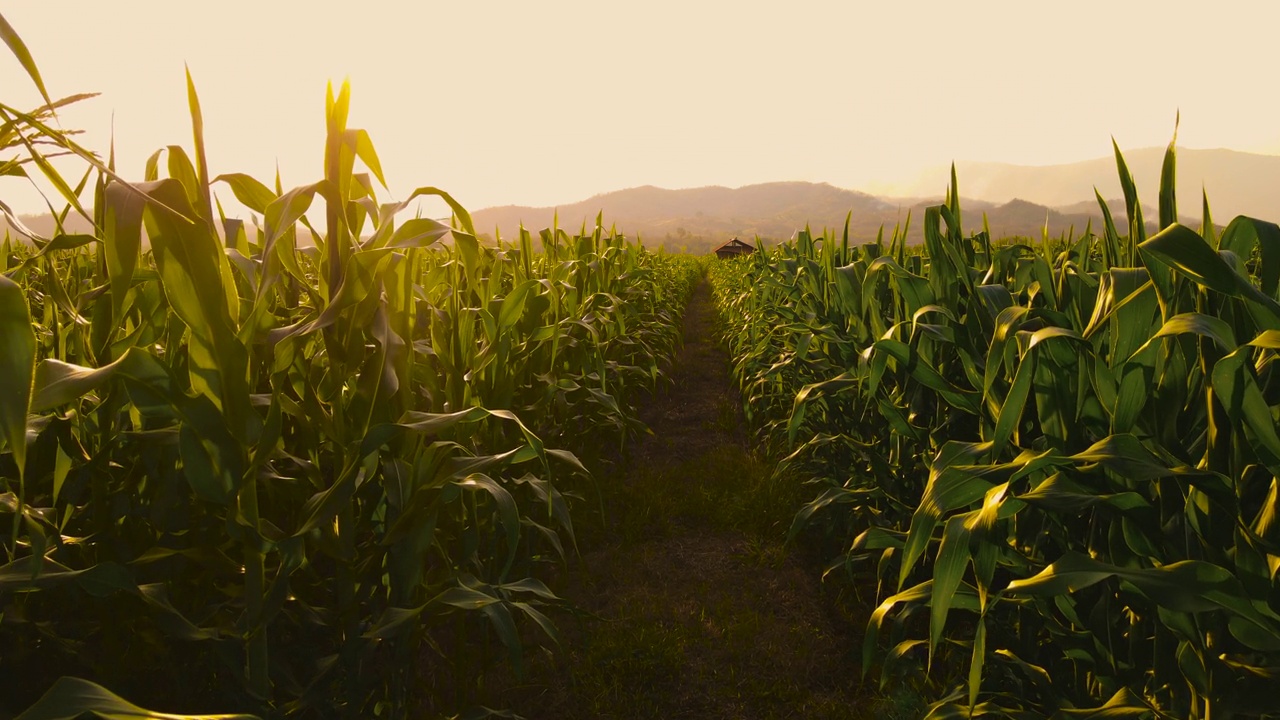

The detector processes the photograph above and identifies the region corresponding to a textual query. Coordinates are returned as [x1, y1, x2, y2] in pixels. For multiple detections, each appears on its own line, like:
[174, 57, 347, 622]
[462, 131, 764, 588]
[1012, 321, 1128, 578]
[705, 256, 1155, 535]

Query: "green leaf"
[991, 328, 1089, 454]
[1113, 139, 1146, 249]
[0, 11, 53, 109]
[383, 217, 450, 250]
[140, 178, 251, 436]
[1212, 347, 1280, 473]
[0, 557, 133, 597]
[1140, 223, 1280, 326]
[31, 348, 168, 412]
[968, 614, 987, 710]
[0, 274, 34, 479]
[102, 181, 145, 329]
[929, 514, 972, 667]
[871, 338, 980, 415]
[184, 66, 216, 235]
[1176, 641, 1210, 696]
[15, 676, 260, 720]
[351, 128, 387, 189]
[456, 473, 521, 581]
[1017, 473, 1148, 513]
[1051, 687, 1158, 718]
[213, 173, 276, 214]
[1158, 116, 1178, 231]
[497, 279, 536, 330]
[1218, 215, 1280, 298]
[1007, 552, 1280, 648]
[1151, 312, 1237, 352]
[436, 585, 500, 611]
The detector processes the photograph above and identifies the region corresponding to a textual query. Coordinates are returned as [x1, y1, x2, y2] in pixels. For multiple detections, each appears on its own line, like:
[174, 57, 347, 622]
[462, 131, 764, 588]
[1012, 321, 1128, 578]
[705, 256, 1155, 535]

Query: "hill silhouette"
[471, 182, 1175, 254]
[898, 147, 1280, 224]
[6, 158, 1247, 256]
[1, 212, 95, 241]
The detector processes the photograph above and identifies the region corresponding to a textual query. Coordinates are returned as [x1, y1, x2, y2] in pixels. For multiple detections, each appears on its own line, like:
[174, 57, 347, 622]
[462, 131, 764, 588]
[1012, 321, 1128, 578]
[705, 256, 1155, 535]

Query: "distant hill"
[899, 147, 1280, 224]
[1, 212, 95, 241]
[3, 174, 1225, 257]
[471, 182, 1174, 255]
[0, 212, 305, 248]
[475, 182, 897, 252]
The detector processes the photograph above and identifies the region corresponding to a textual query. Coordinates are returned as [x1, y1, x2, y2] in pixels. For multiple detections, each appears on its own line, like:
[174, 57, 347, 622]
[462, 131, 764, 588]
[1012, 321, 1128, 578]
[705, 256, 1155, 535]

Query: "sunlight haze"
[3, 0, 1279, 217]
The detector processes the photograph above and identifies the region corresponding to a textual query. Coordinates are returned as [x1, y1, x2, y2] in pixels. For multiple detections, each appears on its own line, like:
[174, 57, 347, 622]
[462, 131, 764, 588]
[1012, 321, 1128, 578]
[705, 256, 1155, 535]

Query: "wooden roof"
[713, 237, 755, 253]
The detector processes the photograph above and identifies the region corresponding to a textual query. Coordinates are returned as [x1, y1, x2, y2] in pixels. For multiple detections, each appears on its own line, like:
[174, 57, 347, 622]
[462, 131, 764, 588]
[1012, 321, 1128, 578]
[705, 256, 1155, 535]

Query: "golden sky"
[3, 0, 1278, 216]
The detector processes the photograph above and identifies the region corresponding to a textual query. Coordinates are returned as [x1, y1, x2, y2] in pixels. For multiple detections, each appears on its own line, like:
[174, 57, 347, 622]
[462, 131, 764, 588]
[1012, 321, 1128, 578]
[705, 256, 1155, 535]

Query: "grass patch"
[602, 438, 810, 545]
[564, 615, 690, 718]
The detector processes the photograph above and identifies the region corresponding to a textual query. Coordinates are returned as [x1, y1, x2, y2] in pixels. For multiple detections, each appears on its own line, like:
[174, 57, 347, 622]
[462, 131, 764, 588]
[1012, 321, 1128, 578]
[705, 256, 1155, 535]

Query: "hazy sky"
[3, 1, 1279, 217]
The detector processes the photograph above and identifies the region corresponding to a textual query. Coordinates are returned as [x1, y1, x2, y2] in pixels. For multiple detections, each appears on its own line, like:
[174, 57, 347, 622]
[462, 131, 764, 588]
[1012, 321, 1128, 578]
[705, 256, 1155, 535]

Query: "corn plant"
[0, 15, 698, 718]
[712, 141, 1280, 718]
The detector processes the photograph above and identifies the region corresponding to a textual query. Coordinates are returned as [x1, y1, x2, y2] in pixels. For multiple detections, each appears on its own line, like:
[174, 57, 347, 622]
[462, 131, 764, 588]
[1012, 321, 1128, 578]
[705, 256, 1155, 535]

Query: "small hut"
[713, 237, 756, 259]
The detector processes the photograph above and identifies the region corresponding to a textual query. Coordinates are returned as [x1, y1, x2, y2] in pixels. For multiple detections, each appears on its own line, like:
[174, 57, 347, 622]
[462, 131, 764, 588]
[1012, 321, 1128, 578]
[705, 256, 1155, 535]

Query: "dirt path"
[494, 277, 884, 720]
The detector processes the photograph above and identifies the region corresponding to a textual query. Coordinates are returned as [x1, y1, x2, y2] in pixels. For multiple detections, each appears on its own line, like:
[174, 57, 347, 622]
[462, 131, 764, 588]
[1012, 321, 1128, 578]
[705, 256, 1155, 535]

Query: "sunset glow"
[3, 0, 1278, 216]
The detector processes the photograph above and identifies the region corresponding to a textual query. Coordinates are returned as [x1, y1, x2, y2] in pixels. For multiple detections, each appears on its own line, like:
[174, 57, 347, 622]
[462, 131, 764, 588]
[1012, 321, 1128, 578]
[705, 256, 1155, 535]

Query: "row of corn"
[0, 26, 701, 719]
[710, 142, 1280, 718]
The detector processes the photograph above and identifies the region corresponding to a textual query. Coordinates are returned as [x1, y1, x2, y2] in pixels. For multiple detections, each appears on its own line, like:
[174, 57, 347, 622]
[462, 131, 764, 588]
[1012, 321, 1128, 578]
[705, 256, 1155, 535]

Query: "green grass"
[610, 445, 781, 541]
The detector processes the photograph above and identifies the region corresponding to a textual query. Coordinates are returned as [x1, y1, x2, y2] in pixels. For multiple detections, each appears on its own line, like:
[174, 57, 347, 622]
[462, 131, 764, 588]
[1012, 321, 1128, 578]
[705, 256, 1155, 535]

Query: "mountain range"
[5, 148, 1276, 256]
[472, 184, 1164, 255]
[471, 147, 1279, 254]
[912, 147, 1280, 221]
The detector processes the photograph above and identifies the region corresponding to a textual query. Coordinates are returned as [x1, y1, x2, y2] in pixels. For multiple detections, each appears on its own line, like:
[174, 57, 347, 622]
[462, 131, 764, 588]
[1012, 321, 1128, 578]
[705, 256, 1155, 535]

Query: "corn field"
[8, 9, 1280, 719]
[710, 135, 1280, 718]
[0, 18, 700, 718]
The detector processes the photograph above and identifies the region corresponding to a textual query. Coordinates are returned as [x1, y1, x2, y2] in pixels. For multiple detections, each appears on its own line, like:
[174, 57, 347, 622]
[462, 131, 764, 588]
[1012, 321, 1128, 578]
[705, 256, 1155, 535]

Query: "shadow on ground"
[489, 276, 924, 720]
